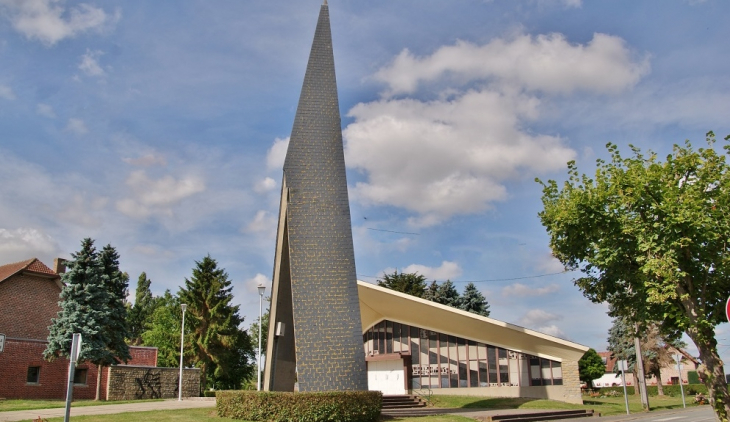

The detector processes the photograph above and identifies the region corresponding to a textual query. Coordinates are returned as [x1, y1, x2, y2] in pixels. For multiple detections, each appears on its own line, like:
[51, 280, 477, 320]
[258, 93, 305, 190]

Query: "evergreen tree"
[179, 255, 254, 391]
[459, 282, 490, 317]
[376, 270, 427, 297]
[422, 280, 439, 301]
[128, 272, 158, 345]
[435, 280, 460, 308]
[45, 238, 131, 399]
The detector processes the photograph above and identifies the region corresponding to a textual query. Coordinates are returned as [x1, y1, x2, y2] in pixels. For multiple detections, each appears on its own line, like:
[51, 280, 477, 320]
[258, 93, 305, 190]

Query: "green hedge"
[216, 390, 382, 422]
[596, 384, 708, 397]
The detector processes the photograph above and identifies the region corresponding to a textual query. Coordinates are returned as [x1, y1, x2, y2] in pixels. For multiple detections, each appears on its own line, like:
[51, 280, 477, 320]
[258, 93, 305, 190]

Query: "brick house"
[595, 350, 699, 388]
[0, 258, 161, 400]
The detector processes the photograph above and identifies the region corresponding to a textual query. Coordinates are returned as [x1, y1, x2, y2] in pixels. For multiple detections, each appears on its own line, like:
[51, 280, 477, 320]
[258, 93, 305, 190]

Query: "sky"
[1, 0, 729, 364]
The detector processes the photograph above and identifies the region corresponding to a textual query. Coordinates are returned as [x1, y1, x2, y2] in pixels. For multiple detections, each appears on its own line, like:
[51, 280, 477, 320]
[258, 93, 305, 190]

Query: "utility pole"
[634, 323, 650, 410]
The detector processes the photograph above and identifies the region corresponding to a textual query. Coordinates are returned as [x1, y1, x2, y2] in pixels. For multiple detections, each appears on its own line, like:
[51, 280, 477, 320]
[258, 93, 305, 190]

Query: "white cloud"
[130, 244, 175, 259]
[254, 177, 277, 193]
[0, 0, 116, 46]
[245, 273, 270, 294]
[78, 48, 104, 76]
[399, 260, 462, 281]
[116, 170, 205, 219]
[344, 91, 575, 225]
[0, 84, 15, 99]
[65, 118, 88, 135]
[0, 227, 60, 262]
[520, 309, 562, 326]
[266, 137, 289, 171]
[122, 153, 167, 167]
[36, 103, 55, 118]
[245, 210, 277, 235]
[374, 33, 649, 97]
[535, 324, 569, 340]
[502, 282, 560, 297]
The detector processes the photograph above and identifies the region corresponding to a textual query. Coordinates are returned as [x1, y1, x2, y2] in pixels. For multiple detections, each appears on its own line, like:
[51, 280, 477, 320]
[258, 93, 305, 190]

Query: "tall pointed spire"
[263, 2, 368, 392]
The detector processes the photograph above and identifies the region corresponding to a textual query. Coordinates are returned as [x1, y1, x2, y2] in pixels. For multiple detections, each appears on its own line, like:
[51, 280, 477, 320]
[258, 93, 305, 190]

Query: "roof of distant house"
[0, 258, 59, 284]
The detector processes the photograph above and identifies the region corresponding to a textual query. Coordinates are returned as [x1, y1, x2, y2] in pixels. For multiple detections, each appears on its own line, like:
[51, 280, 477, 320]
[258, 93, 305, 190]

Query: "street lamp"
[178, 303, 187, 401]
[257, 284, 266, 391]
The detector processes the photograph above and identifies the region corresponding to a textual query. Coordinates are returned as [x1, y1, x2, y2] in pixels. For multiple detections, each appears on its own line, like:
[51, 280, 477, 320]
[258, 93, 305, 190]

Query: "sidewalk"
[0, 398, 216, 422]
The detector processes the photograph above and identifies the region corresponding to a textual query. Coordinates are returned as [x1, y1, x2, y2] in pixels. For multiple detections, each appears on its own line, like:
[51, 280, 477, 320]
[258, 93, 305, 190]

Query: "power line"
[366, 227, 420, 236]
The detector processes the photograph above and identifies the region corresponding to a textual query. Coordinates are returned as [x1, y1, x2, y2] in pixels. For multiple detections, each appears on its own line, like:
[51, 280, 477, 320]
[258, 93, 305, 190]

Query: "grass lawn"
[429, 393, 701, 417]
[0, 399, 164, 412]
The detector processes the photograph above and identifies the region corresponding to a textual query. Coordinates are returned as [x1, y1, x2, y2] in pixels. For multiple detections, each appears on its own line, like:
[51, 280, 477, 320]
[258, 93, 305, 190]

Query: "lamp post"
[257, 284, 266, 391]
[178, 303, 187, 401]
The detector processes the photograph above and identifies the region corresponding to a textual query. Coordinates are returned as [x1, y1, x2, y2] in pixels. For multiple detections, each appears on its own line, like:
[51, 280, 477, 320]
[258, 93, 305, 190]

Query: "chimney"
[54, 258, 67, 275]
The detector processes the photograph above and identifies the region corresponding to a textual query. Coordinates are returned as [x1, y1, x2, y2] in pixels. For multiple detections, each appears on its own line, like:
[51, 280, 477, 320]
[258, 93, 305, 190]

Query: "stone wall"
[560, 359, 583, 404]
[107, 366, 200, 400]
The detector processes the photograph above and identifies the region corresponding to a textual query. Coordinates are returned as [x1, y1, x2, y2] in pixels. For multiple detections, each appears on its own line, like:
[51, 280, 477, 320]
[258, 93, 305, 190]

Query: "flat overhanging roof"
[357, 281, 588, 362]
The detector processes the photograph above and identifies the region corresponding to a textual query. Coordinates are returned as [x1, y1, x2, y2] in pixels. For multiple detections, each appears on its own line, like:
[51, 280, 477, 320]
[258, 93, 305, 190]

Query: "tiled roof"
[0, 258, 58, 283]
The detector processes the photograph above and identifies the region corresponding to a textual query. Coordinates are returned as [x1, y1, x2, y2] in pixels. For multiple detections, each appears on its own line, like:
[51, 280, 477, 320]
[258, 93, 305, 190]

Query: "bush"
[594, 384, 708, 397]
[216, 390, 382, 422]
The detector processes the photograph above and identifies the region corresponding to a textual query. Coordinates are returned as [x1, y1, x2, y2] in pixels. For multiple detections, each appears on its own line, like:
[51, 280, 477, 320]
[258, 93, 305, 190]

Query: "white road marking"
[653, 418, 682, 421]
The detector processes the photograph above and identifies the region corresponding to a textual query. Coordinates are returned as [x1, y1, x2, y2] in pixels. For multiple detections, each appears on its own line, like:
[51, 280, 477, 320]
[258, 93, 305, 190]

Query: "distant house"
[0, 258, 159, 400]
[594, 350, 699, 388]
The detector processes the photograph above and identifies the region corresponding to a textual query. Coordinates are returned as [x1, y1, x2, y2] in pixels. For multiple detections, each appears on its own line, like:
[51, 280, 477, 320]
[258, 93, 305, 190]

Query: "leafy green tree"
[459, 282, 490, 317]
[578, 348, 606, 387]
[248, 304, 270, 389]
[128, 272, 158, 345]
[435, 280, 460, 308]
[538, 132, 730, 419]
[179, 256, 254, 391]
[45, 239, 130, 400]
[377, 270, 426, 297]
[141, 291, 185, 367]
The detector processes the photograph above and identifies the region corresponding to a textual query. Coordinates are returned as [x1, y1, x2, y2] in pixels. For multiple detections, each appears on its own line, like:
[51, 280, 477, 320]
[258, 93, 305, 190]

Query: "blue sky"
[1, 0, 729, 362]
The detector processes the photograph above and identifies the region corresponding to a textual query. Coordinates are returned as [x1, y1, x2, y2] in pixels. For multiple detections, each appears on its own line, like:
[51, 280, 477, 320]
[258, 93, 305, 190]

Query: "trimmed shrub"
[216, 390, 382, 422]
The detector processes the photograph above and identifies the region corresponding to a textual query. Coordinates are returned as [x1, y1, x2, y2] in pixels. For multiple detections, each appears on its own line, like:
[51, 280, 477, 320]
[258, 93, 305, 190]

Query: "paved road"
[551, 406, 716, 422]
[0, 399, 216, 422]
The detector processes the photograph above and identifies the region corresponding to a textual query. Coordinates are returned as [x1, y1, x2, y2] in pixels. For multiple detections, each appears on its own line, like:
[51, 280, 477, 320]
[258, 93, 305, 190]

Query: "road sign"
[617, 360, 628, 372]
[0, 333, 5, 353]
[726, 296, 730, 323]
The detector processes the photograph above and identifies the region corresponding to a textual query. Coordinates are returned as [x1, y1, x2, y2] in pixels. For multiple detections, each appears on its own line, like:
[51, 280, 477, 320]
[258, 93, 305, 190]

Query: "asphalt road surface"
[553, 407, 716, 422]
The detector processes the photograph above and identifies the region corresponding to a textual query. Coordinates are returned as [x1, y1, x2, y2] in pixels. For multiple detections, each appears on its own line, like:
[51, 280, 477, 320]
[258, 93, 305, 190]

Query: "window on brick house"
[27, 366, 40, 383]
[73, 368, 88, 385]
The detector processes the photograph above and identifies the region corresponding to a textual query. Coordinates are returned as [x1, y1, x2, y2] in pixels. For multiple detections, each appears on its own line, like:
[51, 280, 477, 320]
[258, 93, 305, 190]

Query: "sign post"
[64, 333, 82, 422]
[617, 360, 630, 415]
[675, 354, 686, 408]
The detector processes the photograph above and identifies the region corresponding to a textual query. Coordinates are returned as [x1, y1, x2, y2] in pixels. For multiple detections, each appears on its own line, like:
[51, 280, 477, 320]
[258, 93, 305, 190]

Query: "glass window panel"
[519, 354, 530, 387]
[488, 346, 497, 386]
[479, 361, 488, 387]
[449, 336, 458, 388]
[411, 326, 420, 365]
[468, 340, 478, 360]
[393, 323, 401, 353]
[469, 360, 479, 387]
[411, 375, 421, 389]
[541, 359, 553, 385]
[401, 324, 409, 353]
[530, 356, 541, 386]
[508, 351, 520, 386]
[365, 329, 372, 355]
[386, 321, 393, 354]
[478, 343, 487, 360]
[459, 361, 468, 387]
[552, 361, 562, 380]
[499, 353, 509, 386]
[420, 331, 429, 370]
[378, 323, 385, 354]
[457, 338, 467, 360]
[429, 331, 438, 364]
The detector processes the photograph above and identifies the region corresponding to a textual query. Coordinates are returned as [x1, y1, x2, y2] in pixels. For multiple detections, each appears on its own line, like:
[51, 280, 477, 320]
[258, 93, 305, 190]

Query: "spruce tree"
[435, 280, 460, 308]
[376, 270, 427, 297]
[459, 282, 490, 317]
[422, 280, 439, 301]
[178, 255, 253, 391]
[98, 244, 131, 364]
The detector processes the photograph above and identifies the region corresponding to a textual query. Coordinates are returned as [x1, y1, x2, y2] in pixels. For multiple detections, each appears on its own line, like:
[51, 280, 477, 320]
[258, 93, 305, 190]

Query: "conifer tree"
[377, 270, 427, 297]
[178, 255, 253, 391]
[422, 280, 439, 301]
[435, 280, 460, 308]
[45, 238, 130, 399]
[459, 282, 490, 317]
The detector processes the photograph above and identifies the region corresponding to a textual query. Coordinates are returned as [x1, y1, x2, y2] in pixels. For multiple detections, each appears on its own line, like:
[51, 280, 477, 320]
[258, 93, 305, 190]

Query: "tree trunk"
[632, 368, 640, 395]
[654, 369, 664, 396]
[200, 362, 207, 395]
[689, 331, 730, 421]
[95, 364, 103, 401]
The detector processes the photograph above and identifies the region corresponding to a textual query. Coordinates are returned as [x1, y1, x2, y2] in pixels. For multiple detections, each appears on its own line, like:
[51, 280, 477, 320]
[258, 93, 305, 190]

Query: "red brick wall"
[0, 340, 158, 400]
[0, 273, 61, 339]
